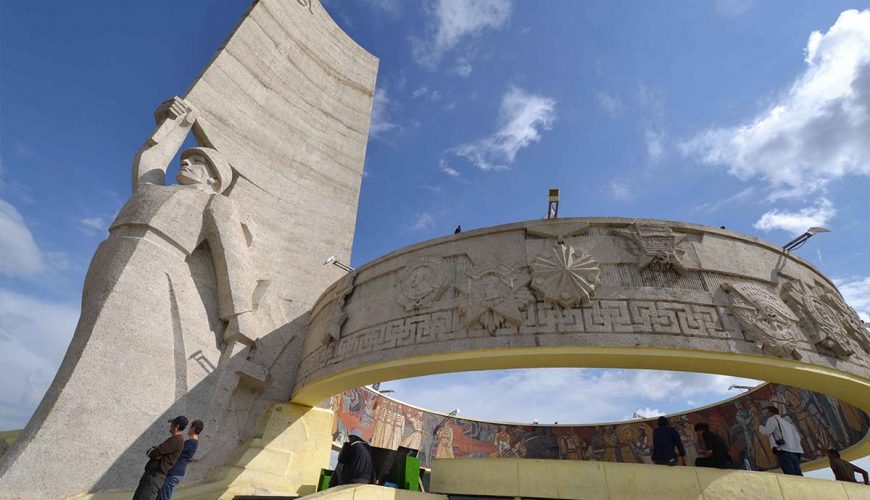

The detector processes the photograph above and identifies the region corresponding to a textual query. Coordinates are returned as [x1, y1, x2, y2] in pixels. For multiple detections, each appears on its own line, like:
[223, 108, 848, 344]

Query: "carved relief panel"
[529, 241, 600, 308]
[781, 280, 858, 358]
[396, 256, 450, 312]
[456, 263, 534, 334]
[618, 223, 688, 274]
[721, 282, 803, 359]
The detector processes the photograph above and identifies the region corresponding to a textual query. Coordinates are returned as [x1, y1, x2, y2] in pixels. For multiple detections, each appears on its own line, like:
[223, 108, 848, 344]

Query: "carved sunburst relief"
[530, 242, 600, 308]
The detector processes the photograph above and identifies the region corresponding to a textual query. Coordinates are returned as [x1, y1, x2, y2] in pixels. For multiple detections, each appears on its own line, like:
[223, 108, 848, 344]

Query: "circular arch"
[292, 218, 870, 466]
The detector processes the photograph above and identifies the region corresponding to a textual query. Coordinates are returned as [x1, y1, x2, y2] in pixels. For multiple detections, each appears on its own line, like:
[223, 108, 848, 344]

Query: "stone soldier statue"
[117, 95, 258, 347]
[0, 97, 260, 493]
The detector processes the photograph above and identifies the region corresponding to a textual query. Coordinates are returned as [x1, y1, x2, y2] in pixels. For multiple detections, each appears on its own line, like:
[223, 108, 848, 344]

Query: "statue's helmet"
[181, 147, 233, 193]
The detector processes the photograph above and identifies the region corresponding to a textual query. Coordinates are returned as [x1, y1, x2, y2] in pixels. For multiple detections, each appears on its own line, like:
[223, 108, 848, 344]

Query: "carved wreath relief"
[456, 264, 534, 335]
[397, 256, 450, 312]
[618, 223, 687, 274]
[721, 282, 802, 359]
[530, 242, 600, 308]
[781, 280, 860, 358]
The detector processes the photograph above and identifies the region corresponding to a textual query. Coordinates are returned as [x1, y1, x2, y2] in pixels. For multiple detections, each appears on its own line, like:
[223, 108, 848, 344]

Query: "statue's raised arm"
[131, 96, 199, 190]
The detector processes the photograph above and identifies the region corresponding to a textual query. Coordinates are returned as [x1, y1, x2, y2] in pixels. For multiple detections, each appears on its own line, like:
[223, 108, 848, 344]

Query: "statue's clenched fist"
[154, 96, 198, 125]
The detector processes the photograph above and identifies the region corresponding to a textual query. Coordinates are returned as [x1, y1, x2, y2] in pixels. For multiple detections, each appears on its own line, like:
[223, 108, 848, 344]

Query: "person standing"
[652, 416, 686, 466]
[758, 406, 804, 476]
[132, 416, 187, 500]
[157, 420, 204, 500]
[693, 423, 732, 469]
[827, 449, 868, 484]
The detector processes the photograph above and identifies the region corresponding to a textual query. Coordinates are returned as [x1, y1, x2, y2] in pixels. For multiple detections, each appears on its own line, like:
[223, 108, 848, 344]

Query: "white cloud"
[369, 88, 398, 139]
[388, 368, 759, 424]
[453, 58, 473, 77]
[629, 408, 665, 419]
[411, 86, 441, 101]
[638, 84, 667, 164]
[834, 275, 870, 322]
[0, 198, 44, 278]
[753, 197, 835, 235]
[0, 288, 79, 429]
[412, 0, 512, 68]
[713, 0, 753, 18]
[682, 9, 870, 198]
[452, 86, 556, 171]
[596, 92, 623, 117]
[645, 128, 665, 163]
[79, 217, 106, 235]
[608, 181, 633, 201]
[409, 212, 435, 231]
[694, 186, 756, 213]
[439, 159, 461, 177]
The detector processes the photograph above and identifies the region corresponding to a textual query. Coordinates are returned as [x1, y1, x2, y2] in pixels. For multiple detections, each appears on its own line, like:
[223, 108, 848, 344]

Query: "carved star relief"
[457, 264, 534, 335]
[530, 242, 600, 308]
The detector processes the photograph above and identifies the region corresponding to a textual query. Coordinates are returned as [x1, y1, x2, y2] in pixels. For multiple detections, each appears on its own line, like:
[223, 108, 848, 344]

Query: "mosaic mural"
[330, 384, 869, 470]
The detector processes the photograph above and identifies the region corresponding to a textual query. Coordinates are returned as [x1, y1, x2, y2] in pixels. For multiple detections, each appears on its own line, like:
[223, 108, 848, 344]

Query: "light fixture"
[782, 227, 830, 253]
[323, 255, 355, 272]
[547, 188, 560, 219]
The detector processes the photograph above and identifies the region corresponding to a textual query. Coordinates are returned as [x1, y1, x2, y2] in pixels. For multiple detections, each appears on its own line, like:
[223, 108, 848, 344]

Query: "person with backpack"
[759, 405, 804, 476]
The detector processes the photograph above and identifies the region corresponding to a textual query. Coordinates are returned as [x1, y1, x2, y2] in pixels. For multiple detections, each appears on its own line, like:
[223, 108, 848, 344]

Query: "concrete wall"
[0, 1, 378, 498]
[430, 458, 870, 500]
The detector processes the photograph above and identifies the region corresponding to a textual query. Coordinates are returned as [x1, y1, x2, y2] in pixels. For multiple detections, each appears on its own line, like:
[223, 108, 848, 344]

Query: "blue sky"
[1, 0, 869, 479]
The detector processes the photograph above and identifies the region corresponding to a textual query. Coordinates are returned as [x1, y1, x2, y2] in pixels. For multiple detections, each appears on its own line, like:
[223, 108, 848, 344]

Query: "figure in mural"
[399, 410, 424, 450]
[433, 422, 455, 459]
[492, 425, 514, 458]
[675, 417, 698, 466]
[629, 423, 653, 464]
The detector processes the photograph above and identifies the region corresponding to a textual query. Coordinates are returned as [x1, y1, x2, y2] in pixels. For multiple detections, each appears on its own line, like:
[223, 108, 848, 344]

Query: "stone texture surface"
[0, 1, 378, 498]
[298, 218, 870, 391]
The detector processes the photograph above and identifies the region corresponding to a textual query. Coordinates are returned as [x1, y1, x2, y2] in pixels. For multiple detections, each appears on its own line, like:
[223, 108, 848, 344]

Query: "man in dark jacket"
[693, 422, 732, 469]
[651, 416, 686, 465]
[157, 419, 203, 500]
[329, 432, 377, 487]
[132, 416, 187, 500]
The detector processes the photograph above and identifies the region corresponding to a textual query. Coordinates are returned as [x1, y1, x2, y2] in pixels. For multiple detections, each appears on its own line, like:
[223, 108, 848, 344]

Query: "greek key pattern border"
[298, 299, 733, 381]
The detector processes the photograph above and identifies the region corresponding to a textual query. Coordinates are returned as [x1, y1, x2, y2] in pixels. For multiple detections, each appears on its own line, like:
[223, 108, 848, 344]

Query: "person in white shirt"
[758, 405, 805, 476]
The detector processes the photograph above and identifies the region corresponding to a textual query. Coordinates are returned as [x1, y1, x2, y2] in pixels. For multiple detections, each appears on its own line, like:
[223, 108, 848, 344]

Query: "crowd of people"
[651, 406, 868, 484]
[132, 416, 204, 500]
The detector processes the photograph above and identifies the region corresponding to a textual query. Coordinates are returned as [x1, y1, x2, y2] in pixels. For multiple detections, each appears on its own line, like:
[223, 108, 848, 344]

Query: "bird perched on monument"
[454, 225, 462, 234]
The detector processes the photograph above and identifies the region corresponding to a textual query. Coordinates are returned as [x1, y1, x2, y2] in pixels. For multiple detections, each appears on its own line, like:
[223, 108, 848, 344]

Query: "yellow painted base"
[431, 458, 870, 500]
[68, 402, 333, 500]
[292, 345, 870, 469]
[306, 485, 446, 500]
